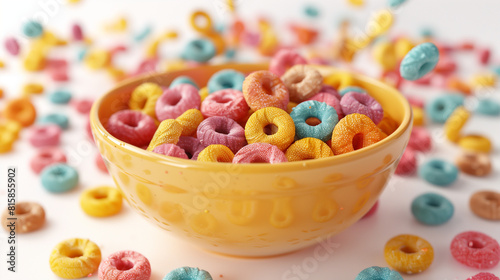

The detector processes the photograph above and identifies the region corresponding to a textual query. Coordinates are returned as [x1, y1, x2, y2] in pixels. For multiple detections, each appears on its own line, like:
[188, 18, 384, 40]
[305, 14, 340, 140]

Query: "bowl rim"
[90, 63, 413, 173]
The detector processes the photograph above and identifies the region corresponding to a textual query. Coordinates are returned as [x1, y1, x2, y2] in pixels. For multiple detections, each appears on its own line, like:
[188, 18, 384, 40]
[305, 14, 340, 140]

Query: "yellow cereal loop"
[0, 120, 22, 139]
[368, 9, 393, 37]
[197, 145, 234, 162]
[145, 38, 162, 58]
[258, 21, 279, 56]
[22, 83, 44, 96]
[0, 133, 15, 153]
[324, 72, 355, 90]
[384, 234, 434, 274]
[394, 37, 415, 60]
[470, 73, 497, 88]
[23, 49, 46, 71]
[80, 186, 123, 217]
[84, 50, 111, 70]
[458, 134, 492, 153]
[373, 41, 397, 71]
[285, 138, 333, 162]
[147, 119, 183, 151]
[445, 106, 470, 143]
[129, 82, 163, 119]
[412, 106, 425, 126]
[199, 86, 209, 101]
[49, 238, 101, 279]
[0, 60, 5, 68]
[176, 109, 204, 136]
[245, 107, 295, 151]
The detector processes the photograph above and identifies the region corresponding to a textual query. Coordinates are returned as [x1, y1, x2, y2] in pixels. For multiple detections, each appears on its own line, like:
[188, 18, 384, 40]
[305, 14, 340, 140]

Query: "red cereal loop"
[98, 250, 151, 280]
[269, 49, 307, 76]
[5, 37, 20, 55]
[407, 127, 432, 152]
[72, 98, 94, 114]
[201, 89, 249, 121]
[450, 231, 500, 269]
[395, 148, 417, 175]
[467, 272, 500, 280]
[72, 23, 84, 41]
[106, 110, 157, 147]
[478, 48, 491, 65]
[242, 70, 289, 111]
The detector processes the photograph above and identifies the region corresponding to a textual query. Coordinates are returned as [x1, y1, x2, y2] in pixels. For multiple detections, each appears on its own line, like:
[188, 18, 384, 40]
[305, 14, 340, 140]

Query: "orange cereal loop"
[286, 102, 298, 114]
[0, 88, 4, 99]
[412, 106, 424, 126]
[377, 114, 399, 135]
[384, 234, 434, 274]
[146, 119, 182, 151]
[447, 76, 471, 95]
[197, 145, 234, 162]
[285, 137, 333, 162]
[331, 113, 384, 155]
[129, 82, 163, 119]
[244, 107, 295, 151]
[445, 106, 470, 143]
[3, 97, 37, 127]
[324, 72, 355, 90]
[242, 70, 289, 111]
[176, 109, 204, 136]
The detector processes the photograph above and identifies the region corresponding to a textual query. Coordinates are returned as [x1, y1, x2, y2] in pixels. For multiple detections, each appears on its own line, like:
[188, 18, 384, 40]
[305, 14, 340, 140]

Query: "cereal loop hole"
[399, 245, 417, 254]
[468, 240, 485, 249]
[116, 258, 134, 271]
[264, 124, 278, 135]
[305, 117, 321, 126]
[67, 248, 83, 258]
[353, 133, 364, 150]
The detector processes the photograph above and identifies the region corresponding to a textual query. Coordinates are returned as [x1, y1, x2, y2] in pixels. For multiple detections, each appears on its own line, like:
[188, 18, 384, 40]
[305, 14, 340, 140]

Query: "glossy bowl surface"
[90, 63, 412, 257]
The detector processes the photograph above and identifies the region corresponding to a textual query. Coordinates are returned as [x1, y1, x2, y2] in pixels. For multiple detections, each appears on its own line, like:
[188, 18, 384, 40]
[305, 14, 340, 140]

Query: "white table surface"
[0, 0, 500, 279]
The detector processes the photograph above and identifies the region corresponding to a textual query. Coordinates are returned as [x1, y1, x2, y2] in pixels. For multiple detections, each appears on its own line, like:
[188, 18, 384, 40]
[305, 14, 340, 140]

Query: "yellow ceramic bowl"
[90, 63, 412, 257]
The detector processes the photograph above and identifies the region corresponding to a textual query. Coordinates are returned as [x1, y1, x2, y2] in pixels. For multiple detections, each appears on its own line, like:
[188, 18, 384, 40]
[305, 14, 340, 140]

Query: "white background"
[0, 0, 500, 279]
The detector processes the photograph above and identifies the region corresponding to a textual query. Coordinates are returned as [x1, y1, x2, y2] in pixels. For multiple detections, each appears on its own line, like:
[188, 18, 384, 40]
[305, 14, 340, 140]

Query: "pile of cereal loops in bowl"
[1, 0, 500, 279]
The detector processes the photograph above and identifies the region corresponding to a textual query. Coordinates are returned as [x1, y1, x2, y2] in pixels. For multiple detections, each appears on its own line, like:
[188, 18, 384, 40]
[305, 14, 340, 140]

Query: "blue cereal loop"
[170, 76, 199, 89]
[49, 89, 72, 104]
[163, 267, 213, 280]
[181, 39, 216, 63]
[38, 113, 69, 130]
[400, 42, 440, 81]
[420, 27, 434, 38]
[290, 100, 338, 142]
[207, 69, 245, 93]
[388, 0, 408, 9]
[339, 86, 367, 97]
[355, 266, 403, 280]
[493, 65, 500, 76]
[133, 25, 152, 42]
[41, 164, 79, 193]
[425, 94, 464, 123]
[225, 48, 236, 59]
[475, 98, 500, 116]
[23, 20, 44, 38]
[304, 4, 320, 18]
[418, 159, 459, 187]
[411, 193, 454, 225]
[77, 48, 88, 61]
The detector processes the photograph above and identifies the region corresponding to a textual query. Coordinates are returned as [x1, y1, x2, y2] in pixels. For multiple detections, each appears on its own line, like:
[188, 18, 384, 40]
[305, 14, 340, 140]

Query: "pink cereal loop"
[201, 89, 249, 121]
[152, 143, 189, 159]
[233, 143, 287, 164]
[28, 124, 62, 147]
[269, 49, 308, 76]
[450, 231, 500, 269]
[98, 250, 151, 280]
[30, 147, 67, 174]
[155, 84, 201, 121]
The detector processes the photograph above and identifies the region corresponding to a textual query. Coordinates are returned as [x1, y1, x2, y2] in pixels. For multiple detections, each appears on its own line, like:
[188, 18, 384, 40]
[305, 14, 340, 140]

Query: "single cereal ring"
[233, 143, 287, 164]
[470, 191, 500, 221]
[41, 163, 79, 193]
[456, 151, 492, 177]
[450, 231, 500, 269]
[5, 37, 20, 55]
[269, 49, 308, 76]
[147, 119, 183, 151]
[0, 133, 15, 153]
[306, 92, 344, 120]
[49, 89, 72, 104]
[426, 94, 464, 123]
[49, 238, 101, 279]
[181, 38, 216, 62]
[282, 64, 323, 103]
[395, 148, 417, 175]
[242, 70, 289, 111]
[400, 42, 440, 81]
[197, 145, 234, 163]
[467, 272, 500, 280]
[373, 41, 398, 71]
[384, 234, 434, 274]
[207, 69, 245, 93]
[412, 106, 425, 126]
[28, 124, 62, 147]
[290, 100, 338, 141]
[156, 84, 201, 121]
[377, 114, 399, 136]
[3, 97, 37, 127]
[98, 250, 151, 280]
[0, 119, 22, 139]
[354, 266, 403, 280]
[445, 106, 470, 142]
[176, 136, 204, 160]
[23, 20, 44, 38]
[197, 116, 246, 153]
[170, 75, 199, 89]
[458, 135, 492, 153]
[201, 89, 249, 121]
[340, 92, 384, 124]
[129, 82, 163, 119]
[107, 110, 157, 147]
[30, 147, 67, 174]
[163, 267, 213, 280]
[1, 201, 45, 233]
[39, 113, 70, 130]
[394, 37, 414, 60]
[245, 107, 295, 151]
[176, 109, 204, 136]
[152, 143, 189, 159]
[407, 127, 432, 152]
[418, 159, 459, 187]
[331, 113, 384, 155]
[411, 193, 454, 225]
[80, 186, 123, 217]
[476, 98, 500, 116]
[285, 137, 333, 162]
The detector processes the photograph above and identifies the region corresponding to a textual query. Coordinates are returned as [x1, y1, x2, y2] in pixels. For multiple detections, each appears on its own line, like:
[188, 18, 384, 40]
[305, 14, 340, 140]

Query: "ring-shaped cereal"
[411, 192, 454, 225]
[469, 191, 500, 221]
[201, 89, 249, 121]
[30, 147, 67, 174]
[190, 11, 213, 34]
[444, 106, 470, 143]
[163, 266, 213, 280]
[233, 143, 287, 164]
[177, 136, 204, 160]
[80, 186, 123, 217]
[156, 84, 201, 121]
[3, 97, 37, 127]
[28, 124, 62, 147]
[384, 234, 434, 274]
[176, 109, 204, 136]
[207, 69, 245, 93]
[244, 107, 295, 151]
[107, 110, 158, 147]
[49, 238, 102, 279]
[39, 113, 70, 130]
[355, 266, 403, 280]
[306, 92, 344, 120]
[450, 231, 500, 269]
[1, 201, 45, 233]
[129, 82, 163, 119]
[0, 133, 15, 153]
[458, 134, 492, 153]
[242, 70, 289, 111]
[269, 49, 308, 76]
[330, 113, 384, 155]
[197, 144, 234, 163]
[455, 151, 492, 177]
[340, 91, 384, 124]
[400, 42, 440, 81]
[290, 100, 338, 141]
[282, 64, 323, 103]
[181, 39, 216, 63]
[418, 159, 459, 187]
[147, 119, 183, 151]
[285, 137, 333, 162]
[98, 250, 151, 280]
[41, 163, 79, 193]
[425, 94, 464, 123]
[197, 116, 246, 153]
